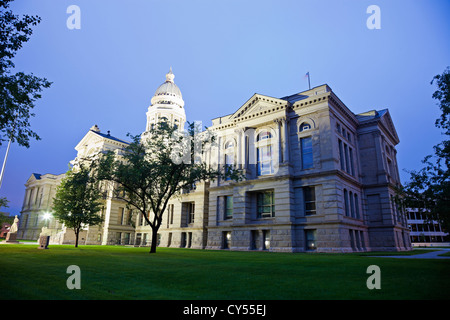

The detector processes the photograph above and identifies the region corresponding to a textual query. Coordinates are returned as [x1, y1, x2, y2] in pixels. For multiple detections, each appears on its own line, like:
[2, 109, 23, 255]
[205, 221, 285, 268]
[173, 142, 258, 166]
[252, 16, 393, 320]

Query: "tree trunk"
[74, 228, 79, 248]
[149, 228, 158, 254]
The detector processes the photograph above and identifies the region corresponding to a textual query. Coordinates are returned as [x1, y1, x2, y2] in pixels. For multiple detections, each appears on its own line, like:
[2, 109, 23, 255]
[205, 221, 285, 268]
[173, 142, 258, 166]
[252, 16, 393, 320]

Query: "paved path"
[374, 248, 450, 259]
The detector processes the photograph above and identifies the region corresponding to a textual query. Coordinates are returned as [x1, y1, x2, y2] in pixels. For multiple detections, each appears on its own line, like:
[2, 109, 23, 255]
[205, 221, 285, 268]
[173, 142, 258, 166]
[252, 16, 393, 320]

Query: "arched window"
[225, 141, 234, 150]
[257, 131, 272, 141]
[299, 122, 311, 132]
[256, 131, 274, 175]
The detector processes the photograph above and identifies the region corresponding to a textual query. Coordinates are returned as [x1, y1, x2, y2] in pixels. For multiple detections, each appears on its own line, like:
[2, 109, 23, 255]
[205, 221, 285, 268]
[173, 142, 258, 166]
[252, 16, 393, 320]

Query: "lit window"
[263, 230, 270, 250]
[305, 229, 317, 251]
[223, 231, 231, 249]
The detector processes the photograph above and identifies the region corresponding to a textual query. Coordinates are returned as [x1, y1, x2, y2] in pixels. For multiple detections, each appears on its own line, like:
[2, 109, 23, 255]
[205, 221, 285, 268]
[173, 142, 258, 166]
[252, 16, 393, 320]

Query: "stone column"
[234, 128, 243, 169]
[282, 117, 290, 163]
[275, 119, 283, 164]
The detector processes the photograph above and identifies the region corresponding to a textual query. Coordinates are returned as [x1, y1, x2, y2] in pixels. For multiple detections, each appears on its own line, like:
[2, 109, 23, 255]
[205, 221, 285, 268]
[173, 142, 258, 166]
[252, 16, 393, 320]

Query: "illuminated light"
[43, 212, 52, 220]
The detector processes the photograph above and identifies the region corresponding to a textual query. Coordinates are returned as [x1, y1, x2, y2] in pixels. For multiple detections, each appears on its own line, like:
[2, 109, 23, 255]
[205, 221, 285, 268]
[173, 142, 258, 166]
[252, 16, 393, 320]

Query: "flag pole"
[0, 113, 16, 190]
[308, 72, 311, 90]
[305, 72, 311, 90]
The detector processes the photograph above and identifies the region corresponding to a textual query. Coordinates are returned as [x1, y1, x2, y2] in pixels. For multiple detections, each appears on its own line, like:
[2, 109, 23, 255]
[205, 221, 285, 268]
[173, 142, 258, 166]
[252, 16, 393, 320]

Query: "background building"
[19, 70, 411, 252]
[406, 208, 449, 246]
[18, 173, 64, 240]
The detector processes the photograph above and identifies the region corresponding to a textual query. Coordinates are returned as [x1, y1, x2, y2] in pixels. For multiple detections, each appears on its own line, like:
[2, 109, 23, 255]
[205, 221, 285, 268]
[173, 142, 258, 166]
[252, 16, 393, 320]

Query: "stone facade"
[19, 70, 411, 252]
[18, 173, 65, 240]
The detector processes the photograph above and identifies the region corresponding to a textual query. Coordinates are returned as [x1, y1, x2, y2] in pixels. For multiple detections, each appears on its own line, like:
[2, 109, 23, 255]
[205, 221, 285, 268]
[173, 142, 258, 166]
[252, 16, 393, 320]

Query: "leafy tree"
[96, 122, 243, 253]
[0, 196, 8, 210]
[0, 0, 52, 148]
[52, 163, 103, 247]
[395, 67, 450, 232]
[0, 197, 12, 228]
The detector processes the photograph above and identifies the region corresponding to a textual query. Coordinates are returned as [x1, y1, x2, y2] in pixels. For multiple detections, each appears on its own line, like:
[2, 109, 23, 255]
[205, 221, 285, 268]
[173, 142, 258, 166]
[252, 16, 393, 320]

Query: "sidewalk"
[374, 248, 450, 259]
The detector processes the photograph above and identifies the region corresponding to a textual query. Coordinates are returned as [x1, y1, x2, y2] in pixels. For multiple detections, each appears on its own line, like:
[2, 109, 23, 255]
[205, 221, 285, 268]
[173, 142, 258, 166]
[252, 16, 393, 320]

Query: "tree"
[52, 163, 103, 247]
[0, 0, 52, 148]
[0, 196, 8, 210]
[395, 67, 450, 233]
[96, 122, 243, 253]
[0, 197, 12, 228]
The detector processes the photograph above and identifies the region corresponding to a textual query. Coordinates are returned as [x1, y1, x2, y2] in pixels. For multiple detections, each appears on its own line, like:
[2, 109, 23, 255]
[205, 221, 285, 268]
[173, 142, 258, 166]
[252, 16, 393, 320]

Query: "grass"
[0, 244, 449, 300]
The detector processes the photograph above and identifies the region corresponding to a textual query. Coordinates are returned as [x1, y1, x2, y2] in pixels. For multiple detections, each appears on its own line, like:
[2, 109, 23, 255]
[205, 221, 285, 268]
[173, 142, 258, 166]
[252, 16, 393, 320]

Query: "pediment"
[379, 110, 399, 143]
[230, 94, 288, 120]
[74, 130, 104, 152]
[25, 173, 41, 184]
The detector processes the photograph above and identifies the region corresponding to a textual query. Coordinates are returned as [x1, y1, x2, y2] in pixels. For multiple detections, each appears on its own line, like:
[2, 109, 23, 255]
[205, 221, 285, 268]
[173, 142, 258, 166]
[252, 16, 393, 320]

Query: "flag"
[304, 72, 309, 79]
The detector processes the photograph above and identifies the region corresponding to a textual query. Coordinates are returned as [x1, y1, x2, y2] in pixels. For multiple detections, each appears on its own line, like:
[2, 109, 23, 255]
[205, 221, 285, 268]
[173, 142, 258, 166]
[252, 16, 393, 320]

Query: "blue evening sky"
[1, 0, 449, 215]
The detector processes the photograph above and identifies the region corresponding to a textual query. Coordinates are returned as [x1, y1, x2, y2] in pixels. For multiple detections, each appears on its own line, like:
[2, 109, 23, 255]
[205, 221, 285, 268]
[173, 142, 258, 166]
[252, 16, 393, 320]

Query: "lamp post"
[0, 112, 17, 190]
[42, 212, 52, 227]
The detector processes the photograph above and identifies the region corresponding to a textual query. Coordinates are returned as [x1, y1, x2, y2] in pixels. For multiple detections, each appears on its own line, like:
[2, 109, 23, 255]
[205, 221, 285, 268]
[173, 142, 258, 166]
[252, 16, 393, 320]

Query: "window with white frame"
[256, 131, 274, 175]
[257, 190, 275, 218]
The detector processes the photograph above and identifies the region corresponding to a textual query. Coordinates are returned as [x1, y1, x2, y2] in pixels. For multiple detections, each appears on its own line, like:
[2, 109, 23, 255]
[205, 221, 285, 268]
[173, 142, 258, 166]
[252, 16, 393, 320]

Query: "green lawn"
[0, 245, 449, 300]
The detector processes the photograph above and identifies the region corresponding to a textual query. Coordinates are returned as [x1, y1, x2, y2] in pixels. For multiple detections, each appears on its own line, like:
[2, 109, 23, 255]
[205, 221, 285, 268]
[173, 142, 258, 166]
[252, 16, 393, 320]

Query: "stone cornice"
[326, 92, 359, 128]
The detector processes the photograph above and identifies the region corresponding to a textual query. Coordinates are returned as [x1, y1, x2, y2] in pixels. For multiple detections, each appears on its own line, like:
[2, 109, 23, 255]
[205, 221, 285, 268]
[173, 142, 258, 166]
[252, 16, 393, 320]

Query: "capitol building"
[17, 69, 412, 252]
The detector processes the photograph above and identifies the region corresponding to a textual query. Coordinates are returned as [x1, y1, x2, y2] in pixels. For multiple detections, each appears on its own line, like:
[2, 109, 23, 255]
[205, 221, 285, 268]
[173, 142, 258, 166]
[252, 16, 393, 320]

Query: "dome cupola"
[145, 68, 186, 133]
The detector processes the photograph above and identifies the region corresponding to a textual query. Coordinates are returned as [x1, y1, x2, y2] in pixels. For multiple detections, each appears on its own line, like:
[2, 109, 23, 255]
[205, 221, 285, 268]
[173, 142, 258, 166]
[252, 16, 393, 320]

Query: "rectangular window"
[257, 145, 274, 175]
[305, 229, 317, 251]
[187, 232, 192, 248]
[304, 186, 316, 215]
[257, 191, 275, 218]
[344, 189, 349, 216]
[119, 207, 125, 225]
[349, 230, 356, 250]
[188, 202, 195, 224]
[344, 144, 350, 173]
[181, 233, 186, 248]
[349, 147, 355, 176]
[387, 158, 394, 178]
[338, 139, 345, 171]
[263, 230, 270, 250]
[349, 191, 355, 218]
[225, 196, 233, 220]
[123, 233, 130, 245]
[167, 204, 174, 227]
[301, 137, 313, 169]
[223, 231, 231, 249]
[360, 231, 365, 249]
[354, 194, 360, 219]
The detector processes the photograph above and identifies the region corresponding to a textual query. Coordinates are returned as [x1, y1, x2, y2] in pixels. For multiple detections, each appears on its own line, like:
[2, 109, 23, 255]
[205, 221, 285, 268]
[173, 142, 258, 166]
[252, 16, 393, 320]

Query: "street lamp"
[42, 212, 52, 227]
